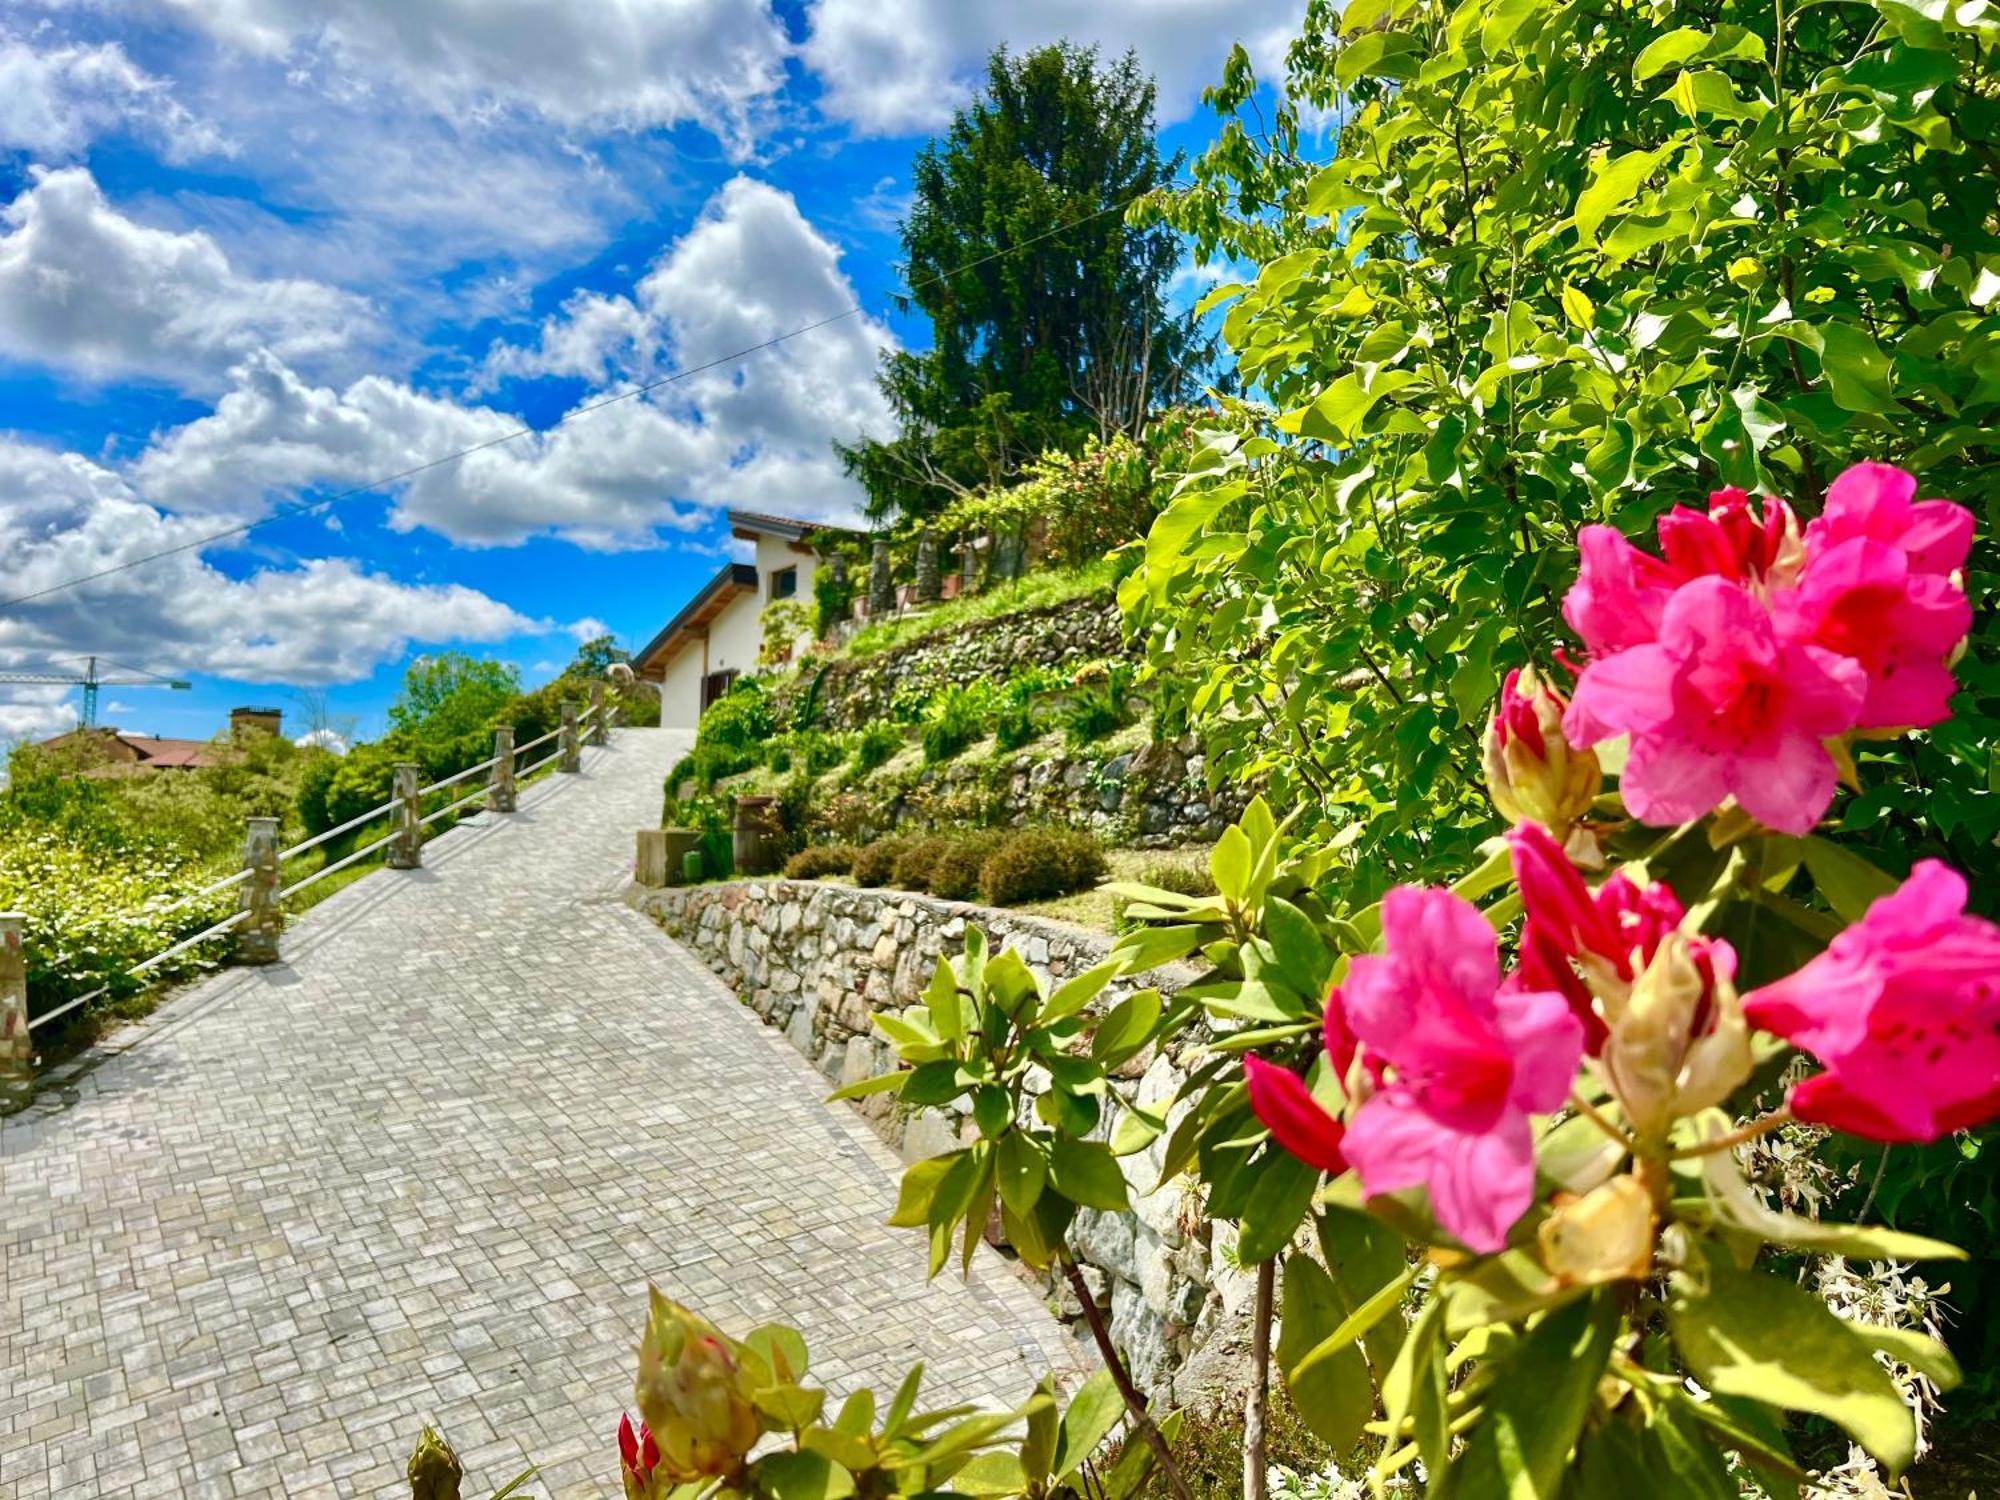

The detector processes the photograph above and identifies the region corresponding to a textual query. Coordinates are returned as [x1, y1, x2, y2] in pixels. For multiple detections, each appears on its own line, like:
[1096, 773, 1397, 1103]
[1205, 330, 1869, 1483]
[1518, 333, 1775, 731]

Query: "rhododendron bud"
[1244, 1055, 1348, 1174]
[1564, 576, 1866, 833]
[406, 1426, 464, 1500]
[635, 1292, 761, 1484]
[619, 1412, 662, 1500]
[1538, 1175, 1656, 1286]
[1483, 666, 1601, 837]
[1336, 886, 1584, 1253]
[1743, 861, 2000, 1142]
[1594, 935, 1751, 1140]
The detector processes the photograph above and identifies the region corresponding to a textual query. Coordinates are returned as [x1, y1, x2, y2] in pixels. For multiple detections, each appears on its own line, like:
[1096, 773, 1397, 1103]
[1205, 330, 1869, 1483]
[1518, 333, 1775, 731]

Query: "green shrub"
[920, 684, 987, 764]
[889, 835, 957, 891]
[850, 837, 910, 888]
[993, 701, 1038, 750]
[927, 831, 1007, 902]
[977, 828, 1107, 906]
[764, 740, 794, 774]
[782, 843, 859, 880]
[853, 721, 903, 774]
[697, 677, 772, 753]
[296, 752, 340, 835]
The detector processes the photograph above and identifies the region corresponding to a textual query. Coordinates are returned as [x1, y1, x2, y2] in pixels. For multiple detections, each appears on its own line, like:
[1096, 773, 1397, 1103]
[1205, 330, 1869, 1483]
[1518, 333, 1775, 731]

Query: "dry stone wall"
[788, 594, 1131, 733]
[628, 877, 1253, 1399]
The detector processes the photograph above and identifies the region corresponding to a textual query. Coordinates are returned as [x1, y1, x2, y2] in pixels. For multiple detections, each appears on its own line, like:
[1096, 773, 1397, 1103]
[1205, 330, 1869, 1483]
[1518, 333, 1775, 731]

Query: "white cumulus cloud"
[0, 29, 227, 161]
[800, 0, 1300, 137]
[0, 167, 374, 392]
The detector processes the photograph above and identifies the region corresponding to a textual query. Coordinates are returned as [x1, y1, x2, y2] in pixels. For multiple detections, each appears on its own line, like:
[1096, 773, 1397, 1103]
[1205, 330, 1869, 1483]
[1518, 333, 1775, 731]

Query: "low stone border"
[626, 876, 1254, 1399]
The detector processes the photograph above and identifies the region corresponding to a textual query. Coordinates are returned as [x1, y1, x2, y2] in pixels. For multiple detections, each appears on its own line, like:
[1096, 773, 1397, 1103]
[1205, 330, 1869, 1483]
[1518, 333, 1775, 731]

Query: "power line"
[0, 183, 1173, 615]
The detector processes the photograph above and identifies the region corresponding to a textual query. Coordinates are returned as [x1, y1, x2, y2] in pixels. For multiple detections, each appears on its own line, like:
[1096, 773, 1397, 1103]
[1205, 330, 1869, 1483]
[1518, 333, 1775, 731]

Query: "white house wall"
[752, 533, 818, 664]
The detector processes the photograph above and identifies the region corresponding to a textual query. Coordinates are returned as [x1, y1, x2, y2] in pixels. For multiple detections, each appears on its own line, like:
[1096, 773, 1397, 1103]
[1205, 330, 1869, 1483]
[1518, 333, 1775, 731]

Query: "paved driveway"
[0, 728, 1073, 1498]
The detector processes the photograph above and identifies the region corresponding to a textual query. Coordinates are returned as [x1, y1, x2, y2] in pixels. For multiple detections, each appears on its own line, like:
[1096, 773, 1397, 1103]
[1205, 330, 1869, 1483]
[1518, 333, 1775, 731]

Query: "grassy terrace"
[838, 557, 1117, 659]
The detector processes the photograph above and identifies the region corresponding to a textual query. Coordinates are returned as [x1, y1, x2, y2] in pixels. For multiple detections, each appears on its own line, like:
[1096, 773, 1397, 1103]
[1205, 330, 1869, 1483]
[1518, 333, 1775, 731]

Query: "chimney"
[230, 706, 283, 741]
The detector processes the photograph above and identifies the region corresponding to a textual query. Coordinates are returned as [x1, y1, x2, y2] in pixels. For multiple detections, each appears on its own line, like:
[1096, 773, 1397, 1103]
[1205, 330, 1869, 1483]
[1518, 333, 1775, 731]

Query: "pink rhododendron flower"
[1743, 861, 2000, 1142]
[1337, 886, 1584, 1253]
[1563, 525, 1681, 654]
[1806, 462, 1973, 576]
[1245, 991, 1374, 1175]
[1778, 535, 1970, 729]
[1564, 577, 1866, 834]
[1507, 822, 1734, 1051]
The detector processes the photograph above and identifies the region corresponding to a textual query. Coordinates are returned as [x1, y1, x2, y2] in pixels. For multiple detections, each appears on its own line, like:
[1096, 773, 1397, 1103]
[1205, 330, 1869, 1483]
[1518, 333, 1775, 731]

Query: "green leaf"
[1092, 988, 1163, 1066]
[826, 1070, 909, 1103]
[1236, 1150, 1322, 1264]
[1278, 1255, 1375, 1454]
[1043, 960, 1120, 1023]
[948, 1452, 1028, 1496]
[995, 1130, 1046, 1218]
[1669, 1260, 1918, 1474]
[1047, 1136, 1132, 1212]
[743, 1323, 811, 1381]
[1575, 145, 1672, 244]
[1262, 896, 1332, 998]
[926, 957, 964, 1042]
[901, 1059, 969, 1108]
[1210, 824, 1252, 904]
[1288, 1260, 1421, 1392]
[753, 1449, 852, 1500]
[1375, 1296, 1448, 1486]
[1441, 1292, 1618, 1498]
[1800, 836, 1898, 923]
[889, 1152, 960, 1227]
[1284, 369, 1419, 442]
[1850, 1323, 1963, 1392]
[1053, 1370, 1125, 1479]
[1109, 923, 1206, 974]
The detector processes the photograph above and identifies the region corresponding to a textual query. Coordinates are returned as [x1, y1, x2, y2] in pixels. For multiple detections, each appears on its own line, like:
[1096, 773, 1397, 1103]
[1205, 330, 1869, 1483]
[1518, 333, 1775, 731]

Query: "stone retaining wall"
[628, 877, 1249, 1399]
[787, 595, 1132, 733]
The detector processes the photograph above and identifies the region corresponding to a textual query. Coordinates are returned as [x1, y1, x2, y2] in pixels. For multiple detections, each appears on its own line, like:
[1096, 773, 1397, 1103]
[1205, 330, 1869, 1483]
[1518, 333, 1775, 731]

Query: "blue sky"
[0, 0, 1300, 748]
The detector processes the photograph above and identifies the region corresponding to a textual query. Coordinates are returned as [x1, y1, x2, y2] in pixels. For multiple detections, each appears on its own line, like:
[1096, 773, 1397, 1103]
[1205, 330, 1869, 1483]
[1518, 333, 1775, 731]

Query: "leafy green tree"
[1130, 0, 2000, 904]
[840, 43, 1206, 522]
[389, 653, 522, 744]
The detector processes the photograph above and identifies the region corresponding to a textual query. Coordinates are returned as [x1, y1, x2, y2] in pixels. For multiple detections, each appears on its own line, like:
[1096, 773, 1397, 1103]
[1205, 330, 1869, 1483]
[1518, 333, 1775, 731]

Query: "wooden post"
[236, 816, 282, 965]
[588, 682, 609, 746]
[560, 703, 581, 773]
[389, 762, 423, 869]
[489, 726, 517, 813]
[0, 913, 31, 1101]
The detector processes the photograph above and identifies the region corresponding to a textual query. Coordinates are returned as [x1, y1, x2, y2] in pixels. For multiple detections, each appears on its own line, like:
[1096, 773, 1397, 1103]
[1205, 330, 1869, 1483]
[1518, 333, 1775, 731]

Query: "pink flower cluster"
[1562, 463, 1972, 834]
[1246, 885, 1586, 1253]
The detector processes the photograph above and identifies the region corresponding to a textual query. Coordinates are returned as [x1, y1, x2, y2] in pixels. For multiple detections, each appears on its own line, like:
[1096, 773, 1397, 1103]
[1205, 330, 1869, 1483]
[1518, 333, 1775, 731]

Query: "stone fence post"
[389, 762, 423, 869]
[560, 703, 581, 773]
[489, 726, 517, 813]
[914, 525, 941, 604]
[236, 816, 282, 965]
[588, 682, 609, 746]
[868, 537, 893, 617]
[0, 913, 30, 1100]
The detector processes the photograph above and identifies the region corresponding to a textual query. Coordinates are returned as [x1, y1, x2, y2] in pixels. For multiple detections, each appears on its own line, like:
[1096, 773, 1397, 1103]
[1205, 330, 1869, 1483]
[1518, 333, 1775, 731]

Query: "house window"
[770, 566, 798, 600]
[702, 670, 739, 710]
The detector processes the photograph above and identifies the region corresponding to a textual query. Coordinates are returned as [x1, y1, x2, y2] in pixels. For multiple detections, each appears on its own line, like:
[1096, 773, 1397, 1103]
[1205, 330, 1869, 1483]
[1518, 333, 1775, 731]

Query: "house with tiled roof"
[631, 511, 829, 729]
[33, 707, 285, 777]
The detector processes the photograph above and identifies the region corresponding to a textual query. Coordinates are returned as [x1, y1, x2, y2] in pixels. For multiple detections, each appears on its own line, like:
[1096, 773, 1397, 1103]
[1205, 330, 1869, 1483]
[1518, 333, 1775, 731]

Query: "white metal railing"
[19, 695, 613, 1036]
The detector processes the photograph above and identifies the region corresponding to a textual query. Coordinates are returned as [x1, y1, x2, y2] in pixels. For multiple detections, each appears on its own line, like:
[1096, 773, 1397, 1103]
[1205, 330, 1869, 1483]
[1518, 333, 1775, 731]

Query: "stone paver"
[0, 729, 1078, 1498]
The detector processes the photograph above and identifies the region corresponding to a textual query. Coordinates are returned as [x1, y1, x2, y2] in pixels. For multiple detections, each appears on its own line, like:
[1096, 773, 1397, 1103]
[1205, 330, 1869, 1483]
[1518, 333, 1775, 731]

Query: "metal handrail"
[516, 748, 563, 782]
[424, 753, 502, 797]
[28, 907, 251, 1032]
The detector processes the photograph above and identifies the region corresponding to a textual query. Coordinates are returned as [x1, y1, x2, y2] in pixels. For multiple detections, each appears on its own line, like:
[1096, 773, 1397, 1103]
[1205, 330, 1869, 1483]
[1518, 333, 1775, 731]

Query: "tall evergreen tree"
[839, 43, 1204, 523]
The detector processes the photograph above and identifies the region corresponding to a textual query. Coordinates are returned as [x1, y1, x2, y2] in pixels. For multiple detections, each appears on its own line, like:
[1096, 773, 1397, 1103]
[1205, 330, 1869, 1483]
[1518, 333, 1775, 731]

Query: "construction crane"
[0, 656, 192, 728]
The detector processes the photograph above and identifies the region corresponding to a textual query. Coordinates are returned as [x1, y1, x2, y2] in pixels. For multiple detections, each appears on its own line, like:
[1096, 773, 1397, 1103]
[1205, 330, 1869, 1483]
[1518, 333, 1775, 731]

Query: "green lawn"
[839, 558, 1118, 659]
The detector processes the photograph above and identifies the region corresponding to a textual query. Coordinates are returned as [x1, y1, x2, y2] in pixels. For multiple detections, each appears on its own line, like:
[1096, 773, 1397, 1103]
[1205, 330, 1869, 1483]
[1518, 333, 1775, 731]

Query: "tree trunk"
[1245, 1259, 1276, 1500]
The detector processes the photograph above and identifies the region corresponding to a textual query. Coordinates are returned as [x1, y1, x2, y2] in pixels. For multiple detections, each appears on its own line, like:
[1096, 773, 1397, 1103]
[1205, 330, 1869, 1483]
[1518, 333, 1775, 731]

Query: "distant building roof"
[631, 563, 759, 678]
[34, 726, 225, 774]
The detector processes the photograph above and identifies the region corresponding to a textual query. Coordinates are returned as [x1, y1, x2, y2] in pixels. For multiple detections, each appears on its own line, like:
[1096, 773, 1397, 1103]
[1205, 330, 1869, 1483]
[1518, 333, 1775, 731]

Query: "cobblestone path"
[0, 729, 1076, 1499]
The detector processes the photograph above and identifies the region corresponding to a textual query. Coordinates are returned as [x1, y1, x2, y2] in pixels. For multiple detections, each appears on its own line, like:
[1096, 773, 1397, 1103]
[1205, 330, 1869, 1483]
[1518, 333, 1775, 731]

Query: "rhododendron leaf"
[1210, 825, 1252, 905]
[1373, 1294, 1448, 1485]
[899, 1060, 968, 1108]
[1800, 836, 1900, 923]
[1641, 1376, 1802, 1484]
[802, 1424, 875, 1473]
[970, 1086, 1010, 1140]
[1278, 1254, 1374, 1453]
[939, 1451, 1024, 1496]
[889, 1153, 960, 1228]
[1439, 1291, 1618, 1499]
[832, 1389, 874, 1437]
[994, 1131, 1045, 1218]
[754, 1384, 828, 1432]
[1110, 922, 1207, 973]
[1262, 896, 1332, 997]
[1047, 1137, 1130, 1212]
[1052, 1370, 1124, 1479]
[1571, 1406, 1737, 1499]
[1668, 1259, 1916, 1474]
[982, 949, 1039, 1022]
[743, 1323, 809, 1383]
[825, 1071, 909, 1104]
[1091, 989, 1162, 1066]
[1237, 1151, 1322, 1264]
[754, 1449, 852, 1500]
[1443, 1249, 1587, 1334]
[925, 958, 964, 1043]
[1288, 1259, 1422, 1391]
[1041, 960, 1120, 1023]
